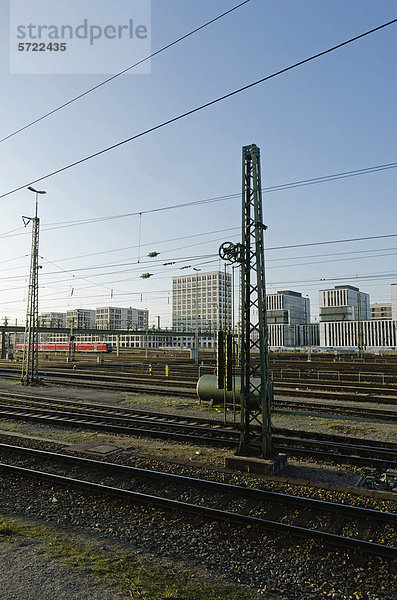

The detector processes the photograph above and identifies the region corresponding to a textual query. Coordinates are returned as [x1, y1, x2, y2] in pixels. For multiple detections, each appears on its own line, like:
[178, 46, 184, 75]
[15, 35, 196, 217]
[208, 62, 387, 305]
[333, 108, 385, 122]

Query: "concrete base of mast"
[225, 453, 287, 476]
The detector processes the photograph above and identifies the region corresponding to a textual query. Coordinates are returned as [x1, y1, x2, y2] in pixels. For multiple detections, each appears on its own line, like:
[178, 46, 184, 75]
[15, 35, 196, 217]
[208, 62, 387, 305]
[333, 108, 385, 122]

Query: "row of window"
[173, 274, 230, 283]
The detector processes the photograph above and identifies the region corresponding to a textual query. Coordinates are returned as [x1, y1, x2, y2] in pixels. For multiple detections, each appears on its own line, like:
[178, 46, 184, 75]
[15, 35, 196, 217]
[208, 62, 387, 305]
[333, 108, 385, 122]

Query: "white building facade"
[267, 290, 310, 325]
[39, 331, 214, 350]
[266, 290, 318, 347]
[392, 284, 397, 321]
[172, 271, 232, 336]
[66, 309, 95, 329]
[320, 320, 397, 349]
[370, 303, 392, 320]
[319, 285, 370, 322]
[319, 284, 397, 348]
[39, 312, 66, 328]
[95, 307, 148, 330]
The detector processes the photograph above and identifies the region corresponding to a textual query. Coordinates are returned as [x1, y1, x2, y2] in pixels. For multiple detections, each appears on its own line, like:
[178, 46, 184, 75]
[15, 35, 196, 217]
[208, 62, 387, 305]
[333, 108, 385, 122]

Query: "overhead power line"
[0, 1, 250, 144]
[1, 18, 395, 200]
[0, 160, 395, 239]
[266, 232, 397, 251]
[47, 227, 240, 262]
[28, 161, 397, 232]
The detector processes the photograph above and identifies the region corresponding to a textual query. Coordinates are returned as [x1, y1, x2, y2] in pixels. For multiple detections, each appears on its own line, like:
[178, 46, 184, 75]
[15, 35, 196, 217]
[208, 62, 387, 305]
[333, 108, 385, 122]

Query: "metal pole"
[224, 263, 227, 331]
[357, 292, 364, 358]
[193, 267, 200, 365]
[196, 275, 198, 364]
[22, 188, 45, 385]
[306, 295, 311, 362]
[218, 145, 273, 459]
[239, 144, 272, 457]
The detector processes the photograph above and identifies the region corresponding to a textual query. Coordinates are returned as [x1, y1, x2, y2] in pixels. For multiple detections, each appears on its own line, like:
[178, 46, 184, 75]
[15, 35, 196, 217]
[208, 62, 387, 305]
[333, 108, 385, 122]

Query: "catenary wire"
[3, 232, 397, 282]
[0, 18, 395, 200]
[40, 245, 397, 277]
[0, 1, 251, 144]
[0, 161, 395, 239]
[50, 227, 240, 262]
[25, 161, 397, 231]
[266, 232, 397, 251]
[1, 270, 394, 310]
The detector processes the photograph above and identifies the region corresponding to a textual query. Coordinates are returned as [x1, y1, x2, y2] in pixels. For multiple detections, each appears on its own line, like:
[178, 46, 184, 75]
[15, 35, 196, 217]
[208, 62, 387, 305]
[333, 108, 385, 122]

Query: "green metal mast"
[219, 144, 273, 457]
[21, 212, 40, 385]
[239, 144, 273, 457]
[21, 187, 46, 385]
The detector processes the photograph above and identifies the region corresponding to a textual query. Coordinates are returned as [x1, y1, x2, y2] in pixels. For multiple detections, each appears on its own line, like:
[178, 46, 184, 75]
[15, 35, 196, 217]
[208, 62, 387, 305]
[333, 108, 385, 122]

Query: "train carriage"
[15, 343, 112, 353]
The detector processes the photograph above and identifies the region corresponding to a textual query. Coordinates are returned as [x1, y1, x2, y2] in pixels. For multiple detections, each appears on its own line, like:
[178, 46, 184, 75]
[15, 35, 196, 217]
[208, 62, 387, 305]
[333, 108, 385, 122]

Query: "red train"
[15, 343, 112, 353]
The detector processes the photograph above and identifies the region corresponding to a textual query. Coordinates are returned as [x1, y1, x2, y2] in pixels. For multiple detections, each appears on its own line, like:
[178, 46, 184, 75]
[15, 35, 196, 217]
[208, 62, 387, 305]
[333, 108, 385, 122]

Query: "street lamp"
[193, 267, 201, 365]
[28, 186, 46, 219]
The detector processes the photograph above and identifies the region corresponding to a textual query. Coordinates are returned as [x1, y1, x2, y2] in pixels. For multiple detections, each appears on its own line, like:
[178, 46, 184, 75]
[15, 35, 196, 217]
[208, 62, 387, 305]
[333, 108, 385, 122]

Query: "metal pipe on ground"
[197, 374, 273, 406]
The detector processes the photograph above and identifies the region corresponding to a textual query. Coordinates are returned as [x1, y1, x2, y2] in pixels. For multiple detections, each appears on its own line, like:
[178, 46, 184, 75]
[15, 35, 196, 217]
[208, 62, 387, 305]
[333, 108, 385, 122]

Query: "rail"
[273, 369, 397, 386]
[0, 444, 395, 559]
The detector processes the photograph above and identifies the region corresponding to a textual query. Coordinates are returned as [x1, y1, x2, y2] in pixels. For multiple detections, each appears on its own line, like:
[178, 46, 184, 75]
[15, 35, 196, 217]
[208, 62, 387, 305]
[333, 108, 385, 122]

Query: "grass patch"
[0, 515, 263, 599]
[326, 422, 373, 436]
[0, 422, 131, 446]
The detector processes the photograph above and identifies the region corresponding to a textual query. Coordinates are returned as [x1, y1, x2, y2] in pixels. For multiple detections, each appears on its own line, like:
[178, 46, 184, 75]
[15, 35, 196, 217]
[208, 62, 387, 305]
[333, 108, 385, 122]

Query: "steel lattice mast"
[239, 144, 273, 457]
[21, 187, 45, 385]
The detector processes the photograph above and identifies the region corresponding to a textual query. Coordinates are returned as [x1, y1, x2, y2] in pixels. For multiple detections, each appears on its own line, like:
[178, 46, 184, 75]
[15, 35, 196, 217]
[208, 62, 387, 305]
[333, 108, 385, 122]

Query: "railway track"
[0, 441, 395, 559]
[272, 380, 397, 403]
[1, 366, 397, 413]
[0, 391, 395, 468]
[273, 398, 397, 420]
[7, 354, 397, 382]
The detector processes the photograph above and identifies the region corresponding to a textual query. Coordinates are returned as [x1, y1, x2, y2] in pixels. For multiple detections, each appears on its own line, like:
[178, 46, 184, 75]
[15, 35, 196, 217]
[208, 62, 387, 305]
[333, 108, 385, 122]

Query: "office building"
[320, 284, 397, 348]
[172, 270, 232, 335]
[266, 290, 318, 347]
[392, 284, 397, 321]
[267, 290, 310, 325]
[370, 303, 392, 320]
[320, 320, 397, 348]
[319, 285, 370, 322]
[39, 312, 66, 328]
[95, 307, 148, 330]
[66, 309, 95, 329]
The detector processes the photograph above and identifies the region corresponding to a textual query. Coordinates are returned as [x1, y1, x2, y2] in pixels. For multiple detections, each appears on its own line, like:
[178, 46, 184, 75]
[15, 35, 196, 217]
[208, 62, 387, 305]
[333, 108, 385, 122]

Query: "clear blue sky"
[0, 0, 396, 326]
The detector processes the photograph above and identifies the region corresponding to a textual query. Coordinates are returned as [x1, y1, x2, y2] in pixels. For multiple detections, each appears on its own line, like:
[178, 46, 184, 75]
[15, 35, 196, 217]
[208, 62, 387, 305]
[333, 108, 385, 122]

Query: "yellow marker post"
[165, 364, 169, 377]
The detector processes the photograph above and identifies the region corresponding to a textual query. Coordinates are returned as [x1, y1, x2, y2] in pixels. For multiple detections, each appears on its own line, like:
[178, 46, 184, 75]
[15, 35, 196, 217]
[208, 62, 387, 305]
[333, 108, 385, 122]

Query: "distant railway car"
[75, 343, 112, 353]
[15, 343, 112, 353]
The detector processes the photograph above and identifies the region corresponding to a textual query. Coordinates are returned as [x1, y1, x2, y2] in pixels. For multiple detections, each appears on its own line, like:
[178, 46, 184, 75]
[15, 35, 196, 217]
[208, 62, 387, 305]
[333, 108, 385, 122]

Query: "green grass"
[0, 421, 130, 445]
[0, 515, 265, 599]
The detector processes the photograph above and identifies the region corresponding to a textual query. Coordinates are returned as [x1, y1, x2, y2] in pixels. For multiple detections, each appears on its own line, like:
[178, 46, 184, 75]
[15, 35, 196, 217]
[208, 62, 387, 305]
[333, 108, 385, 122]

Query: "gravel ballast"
[0, 431, 396, 599]
[0, 380, 395, 598]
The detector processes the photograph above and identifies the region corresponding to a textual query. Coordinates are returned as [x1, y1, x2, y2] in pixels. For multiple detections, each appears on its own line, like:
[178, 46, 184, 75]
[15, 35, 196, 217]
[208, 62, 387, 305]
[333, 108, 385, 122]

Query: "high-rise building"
[172, 270, 232, 333]
[319, 285, 370, 322]
[95, 307, 148, 330]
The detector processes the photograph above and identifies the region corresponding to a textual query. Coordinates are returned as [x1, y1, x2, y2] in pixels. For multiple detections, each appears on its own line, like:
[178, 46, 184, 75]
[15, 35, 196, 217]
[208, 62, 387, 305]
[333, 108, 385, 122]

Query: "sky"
[0, 0, 396, 327]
